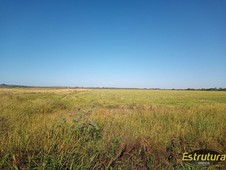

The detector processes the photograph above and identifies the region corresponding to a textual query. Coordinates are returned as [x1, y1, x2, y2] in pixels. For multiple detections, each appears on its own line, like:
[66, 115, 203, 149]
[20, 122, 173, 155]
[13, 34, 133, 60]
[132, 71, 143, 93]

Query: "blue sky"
[0, 0, 226, 88]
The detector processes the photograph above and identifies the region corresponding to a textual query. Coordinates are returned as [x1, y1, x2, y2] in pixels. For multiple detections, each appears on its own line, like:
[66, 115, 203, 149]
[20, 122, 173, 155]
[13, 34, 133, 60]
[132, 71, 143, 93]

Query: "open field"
[0, 88, 226, 169]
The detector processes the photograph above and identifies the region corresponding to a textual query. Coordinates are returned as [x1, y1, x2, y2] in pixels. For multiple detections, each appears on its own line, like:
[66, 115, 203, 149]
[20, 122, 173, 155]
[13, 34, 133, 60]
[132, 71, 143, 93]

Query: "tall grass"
[0, 88, 225, 169]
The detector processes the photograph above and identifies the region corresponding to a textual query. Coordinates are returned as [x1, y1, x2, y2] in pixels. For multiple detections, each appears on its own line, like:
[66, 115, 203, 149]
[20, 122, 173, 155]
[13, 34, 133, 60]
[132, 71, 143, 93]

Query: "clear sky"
[0, 0, 226, 88]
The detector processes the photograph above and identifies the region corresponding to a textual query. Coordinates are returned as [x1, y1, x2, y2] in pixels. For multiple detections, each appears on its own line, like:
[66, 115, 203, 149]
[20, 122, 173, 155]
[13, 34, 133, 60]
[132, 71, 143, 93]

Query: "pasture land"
[0, 88, 225, 169]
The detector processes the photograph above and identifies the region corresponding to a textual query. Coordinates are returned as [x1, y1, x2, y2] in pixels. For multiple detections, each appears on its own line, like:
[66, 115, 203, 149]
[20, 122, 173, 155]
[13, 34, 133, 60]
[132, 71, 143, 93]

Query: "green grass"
[0, 88, 226, 169]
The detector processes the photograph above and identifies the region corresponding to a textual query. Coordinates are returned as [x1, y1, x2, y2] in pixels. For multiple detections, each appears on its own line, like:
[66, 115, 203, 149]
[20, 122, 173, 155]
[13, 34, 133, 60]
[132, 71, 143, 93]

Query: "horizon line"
[1, 83, 226, 90]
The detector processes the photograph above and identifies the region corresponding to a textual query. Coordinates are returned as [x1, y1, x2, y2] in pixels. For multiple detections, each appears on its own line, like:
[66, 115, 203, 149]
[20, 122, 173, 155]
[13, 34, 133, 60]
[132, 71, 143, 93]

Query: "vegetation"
[0, 88, 225, 169]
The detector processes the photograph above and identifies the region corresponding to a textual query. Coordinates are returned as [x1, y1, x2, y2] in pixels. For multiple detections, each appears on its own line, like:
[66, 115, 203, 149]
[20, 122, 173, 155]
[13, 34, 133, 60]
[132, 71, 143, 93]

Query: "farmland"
[0, 88, 226, 169]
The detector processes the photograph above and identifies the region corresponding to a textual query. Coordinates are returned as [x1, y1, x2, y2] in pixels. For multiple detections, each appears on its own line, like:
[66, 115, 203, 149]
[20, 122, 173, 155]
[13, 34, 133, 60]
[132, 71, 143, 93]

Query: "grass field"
[0, 88, 226, 169]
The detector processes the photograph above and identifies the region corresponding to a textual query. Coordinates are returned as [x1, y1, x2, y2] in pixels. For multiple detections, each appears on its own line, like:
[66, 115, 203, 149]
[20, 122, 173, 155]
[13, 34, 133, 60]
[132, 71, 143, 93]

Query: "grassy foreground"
[0, 88, 226, 169]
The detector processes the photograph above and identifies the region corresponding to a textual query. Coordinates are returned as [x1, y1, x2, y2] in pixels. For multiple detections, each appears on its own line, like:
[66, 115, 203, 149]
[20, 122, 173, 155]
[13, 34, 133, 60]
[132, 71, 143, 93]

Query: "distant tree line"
[1, 84, 226, 91]
[185, 87, 226, 91]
